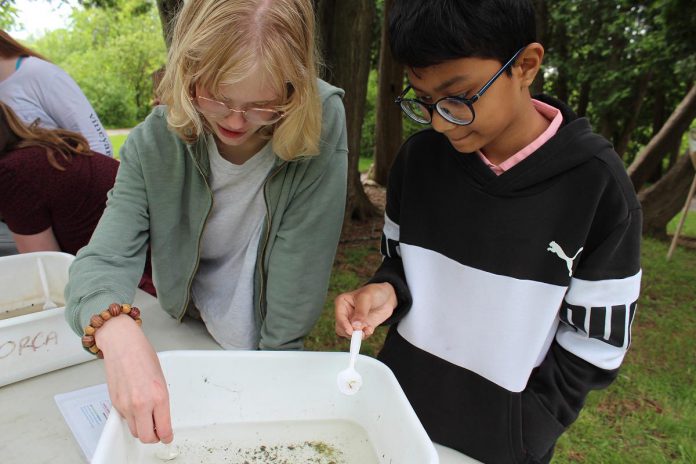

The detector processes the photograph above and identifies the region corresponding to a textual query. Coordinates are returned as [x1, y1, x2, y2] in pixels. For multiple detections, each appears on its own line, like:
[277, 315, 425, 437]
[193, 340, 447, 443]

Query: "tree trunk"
[371, 0, 403, 187]
[628, 84, 696, 191]
[317, 0, 378, 221]
[597, 36, 625, 143]
[668, 143, 680, 169]
[615, 71, 652, 159]
[598, 117, 613, 143]
[652, 90, 666, 136]
[155, 0, 183, 48]
[645, 90, 668, 182]
[639, 149, 696, 238]
[576, 79, 591, 117]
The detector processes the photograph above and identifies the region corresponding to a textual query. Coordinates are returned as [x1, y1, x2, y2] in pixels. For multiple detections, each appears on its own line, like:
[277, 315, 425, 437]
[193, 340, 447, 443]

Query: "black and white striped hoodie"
[371, 96, 642, 464]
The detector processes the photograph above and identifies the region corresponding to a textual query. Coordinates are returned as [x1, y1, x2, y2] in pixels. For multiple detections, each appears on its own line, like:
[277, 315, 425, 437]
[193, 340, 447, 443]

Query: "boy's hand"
[334, 282, 398, 339]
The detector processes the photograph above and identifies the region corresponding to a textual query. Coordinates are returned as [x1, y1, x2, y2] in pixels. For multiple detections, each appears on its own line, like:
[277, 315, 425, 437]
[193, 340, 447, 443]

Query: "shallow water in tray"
[139, 419, 380, 464]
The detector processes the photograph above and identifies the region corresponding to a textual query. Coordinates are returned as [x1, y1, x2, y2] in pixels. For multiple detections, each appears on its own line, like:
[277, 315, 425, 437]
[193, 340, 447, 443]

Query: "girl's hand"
[334, 282, 398, 339]
[95, 314, 173, 444]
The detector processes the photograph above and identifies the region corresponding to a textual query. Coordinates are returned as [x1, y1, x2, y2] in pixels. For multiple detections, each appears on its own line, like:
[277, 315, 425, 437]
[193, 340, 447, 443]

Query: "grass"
[359, 156, 372, 173]
[553, 237, 696, 463]
[667, 208, 696, 239]
[307, 235, 696, 462]
[109, 134, 128, 159]
[305, 240, 388, 357]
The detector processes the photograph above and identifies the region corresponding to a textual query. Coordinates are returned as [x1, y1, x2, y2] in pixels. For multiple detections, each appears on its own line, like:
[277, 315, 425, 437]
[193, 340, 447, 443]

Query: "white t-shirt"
[192, 135, 275, 350]
[0, 56, 113, 157]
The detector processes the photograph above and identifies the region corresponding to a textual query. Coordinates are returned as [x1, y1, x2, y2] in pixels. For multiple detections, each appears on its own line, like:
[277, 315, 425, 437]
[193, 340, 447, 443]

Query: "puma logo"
[547, 241, 584, 277]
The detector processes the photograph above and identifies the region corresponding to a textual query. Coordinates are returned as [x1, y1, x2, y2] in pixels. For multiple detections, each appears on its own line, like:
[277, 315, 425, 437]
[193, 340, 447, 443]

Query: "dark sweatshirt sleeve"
[522, 157, 642, 459]
[367, 146, 413, 324]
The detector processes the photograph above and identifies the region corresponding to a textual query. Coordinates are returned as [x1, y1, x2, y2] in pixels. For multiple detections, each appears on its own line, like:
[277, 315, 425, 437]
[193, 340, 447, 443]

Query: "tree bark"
[651, 90, 667, 136]
[371, 0, 403, 187]
[639, 149, 696, 237]
[576, 79, 591, 117]
[155, 0, 183, 48]
[615, 71, 652, 159]
[628, 84, 696, 191]
[317, 0, 379, 221]
[645, 89, 667, 181]
[597, 36, 625, 143]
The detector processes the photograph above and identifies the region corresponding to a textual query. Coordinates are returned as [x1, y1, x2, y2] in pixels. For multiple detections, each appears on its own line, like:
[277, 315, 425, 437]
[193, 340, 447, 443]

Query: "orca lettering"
[0, 340, 16, 359]
[0, 331, 59, 359]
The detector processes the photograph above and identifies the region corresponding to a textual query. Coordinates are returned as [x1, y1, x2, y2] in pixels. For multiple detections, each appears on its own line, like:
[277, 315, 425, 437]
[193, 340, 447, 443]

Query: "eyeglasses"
[192, 96, 285, 125]
[395, 47, 526, 126]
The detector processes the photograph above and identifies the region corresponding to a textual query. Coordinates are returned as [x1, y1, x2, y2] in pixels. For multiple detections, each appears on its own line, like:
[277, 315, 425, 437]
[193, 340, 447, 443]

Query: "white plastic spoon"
[37, 257, 57, 310]
[155, 442, 179, 461]
[336, 329, 363, 395]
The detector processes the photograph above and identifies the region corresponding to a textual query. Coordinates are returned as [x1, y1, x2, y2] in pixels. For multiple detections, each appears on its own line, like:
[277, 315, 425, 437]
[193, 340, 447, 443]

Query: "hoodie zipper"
[177, 150, 214, 322]
[255, 162, 287, 325]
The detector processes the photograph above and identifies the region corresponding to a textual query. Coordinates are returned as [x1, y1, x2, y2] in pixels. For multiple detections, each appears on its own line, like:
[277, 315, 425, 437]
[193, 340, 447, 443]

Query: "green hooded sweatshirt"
[65, 79, 347, 350]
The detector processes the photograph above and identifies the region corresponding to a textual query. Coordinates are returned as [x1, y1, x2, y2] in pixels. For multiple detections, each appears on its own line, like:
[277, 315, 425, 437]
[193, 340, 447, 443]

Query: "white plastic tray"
[93, 350, 440, 463]
[0, 252, 93, 387]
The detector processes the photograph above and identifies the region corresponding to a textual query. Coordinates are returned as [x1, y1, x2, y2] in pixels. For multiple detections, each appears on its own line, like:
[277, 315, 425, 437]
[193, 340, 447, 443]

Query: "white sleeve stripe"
[583, 308, 589, 334]
[383, 213, 400, 242]
[557, 325, 627, 370]
[604, 306, 611, 341]
[557, 271, 641, 368]
[381, 213, 401, 258]
[564, 270, 641, 306]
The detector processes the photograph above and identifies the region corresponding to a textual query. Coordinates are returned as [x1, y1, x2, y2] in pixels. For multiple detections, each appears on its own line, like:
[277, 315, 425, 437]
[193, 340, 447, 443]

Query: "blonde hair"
[158, 0, 322, 160]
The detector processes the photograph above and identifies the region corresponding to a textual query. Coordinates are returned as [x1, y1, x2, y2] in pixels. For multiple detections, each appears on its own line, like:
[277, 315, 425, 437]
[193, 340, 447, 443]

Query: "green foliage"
[667, 210, 696, 238]
[358, 156, 372, 173]
[360, 0, 696, 171]
[29, 0, 166, 128]
[108, 133, 128, 158]
[360, 70, 427, 160]
[0, 1, 19, 29]
[543, 0, 696, 162]
[360, 71, 378, 158]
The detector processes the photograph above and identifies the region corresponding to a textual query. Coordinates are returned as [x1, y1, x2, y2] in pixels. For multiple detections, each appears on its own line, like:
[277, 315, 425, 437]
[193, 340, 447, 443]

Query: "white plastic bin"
[0, 252, 93, 386]
[93, 350, 440, 464]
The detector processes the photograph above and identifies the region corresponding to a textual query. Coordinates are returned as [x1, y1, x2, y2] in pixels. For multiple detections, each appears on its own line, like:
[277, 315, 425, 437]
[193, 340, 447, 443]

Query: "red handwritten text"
[0, 331, 59, 359]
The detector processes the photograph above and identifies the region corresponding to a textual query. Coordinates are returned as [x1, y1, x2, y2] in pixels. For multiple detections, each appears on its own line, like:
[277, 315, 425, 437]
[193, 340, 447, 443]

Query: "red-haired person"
[0, 102, 154, 294]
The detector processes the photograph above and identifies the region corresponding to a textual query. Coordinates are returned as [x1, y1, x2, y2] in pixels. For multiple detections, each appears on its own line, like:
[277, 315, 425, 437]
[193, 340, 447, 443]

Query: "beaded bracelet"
[81, 303, 142, 358]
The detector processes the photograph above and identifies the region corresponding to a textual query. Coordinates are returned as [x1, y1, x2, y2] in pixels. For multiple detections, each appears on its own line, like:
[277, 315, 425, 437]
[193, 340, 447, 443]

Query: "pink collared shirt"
[477, 99, 563, 175]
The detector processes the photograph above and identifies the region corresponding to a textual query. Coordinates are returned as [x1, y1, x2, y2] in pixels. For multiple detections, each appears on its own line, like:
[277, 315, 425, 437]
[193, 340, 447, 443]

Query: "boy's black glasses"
[395, 46, 526, 126]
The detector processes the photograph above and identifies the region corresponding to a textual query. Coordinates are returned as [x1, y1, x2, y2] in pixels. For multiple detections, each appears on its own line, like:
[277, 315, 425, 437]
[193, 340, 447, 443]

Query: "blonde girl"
[65, 0, 347, 444]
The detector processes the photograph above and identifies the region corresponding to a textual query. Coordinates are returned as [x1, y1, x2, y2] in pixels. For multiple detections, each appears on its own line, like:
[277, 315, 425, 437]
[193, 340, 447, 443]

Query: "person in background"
[0, 30, 113, 157]
[0, 102, 155, 294]
[65, 0, 347, 447]
[335, 0, 641, 463]
[0, 31, 114, 257]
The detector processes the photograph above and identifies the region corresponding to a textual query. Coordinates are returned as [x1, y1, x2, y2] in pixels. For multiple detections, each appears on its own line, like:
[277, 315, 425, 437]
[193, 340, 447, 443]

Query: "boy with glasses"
[335, 1, 641, 462]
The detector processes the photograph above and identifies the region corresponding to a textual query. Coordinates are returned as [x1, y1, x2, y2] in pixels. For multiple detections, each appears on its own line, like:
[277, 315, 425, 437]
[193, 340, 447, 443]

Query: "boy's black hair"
[389, 0, 537, 68]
